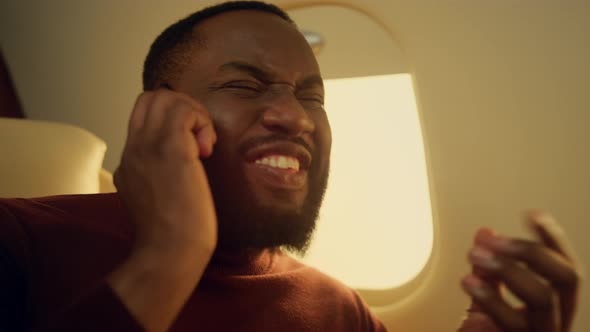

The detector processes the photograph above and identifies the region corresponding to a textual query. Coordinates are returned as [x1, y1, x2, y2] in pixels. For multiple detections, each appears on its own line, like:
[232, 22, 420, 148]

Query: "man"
[0, 1, 582, 331]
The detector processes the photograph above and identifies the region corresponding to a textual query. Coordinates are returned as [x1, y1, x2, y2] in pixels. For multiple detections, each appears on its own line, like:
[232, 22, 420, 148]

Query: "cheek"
[204, 99, 258, 142]
[315, 113, 332, 155]
[309, 113, 332, 178]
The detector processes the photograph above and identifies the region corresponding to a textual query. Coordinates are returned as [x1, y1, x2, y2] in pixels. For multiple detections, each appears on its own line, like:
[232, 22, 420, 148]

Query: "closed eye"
[223, 80, 264, 92]
[297, 93, 325, 107]
[300, 97, 324, 104]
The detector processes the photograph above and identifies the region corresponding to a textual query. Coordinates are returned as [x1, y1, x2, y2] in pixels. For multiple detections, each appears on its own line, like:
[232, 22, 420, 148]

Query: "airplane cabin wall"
[0, 1, 588, 331]
[298, 1, 589, 331]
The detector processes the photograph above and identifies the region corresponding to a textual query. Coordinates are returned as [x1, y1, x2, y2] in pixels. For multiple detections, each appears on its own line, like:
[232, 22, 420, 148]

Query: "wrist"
[106, 242, 212, 332]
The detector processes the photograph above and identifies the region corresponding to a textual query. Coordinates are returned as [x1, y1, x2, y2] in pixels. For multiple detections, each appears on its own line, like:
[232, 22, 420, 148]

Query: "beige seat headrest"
[0, 118, 109, 198]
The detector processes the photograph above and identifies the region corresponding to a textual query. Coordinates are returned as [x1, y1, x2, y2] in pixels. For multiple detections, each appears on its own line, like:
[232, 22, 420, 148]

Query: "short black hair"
[142, 1, 294, 91]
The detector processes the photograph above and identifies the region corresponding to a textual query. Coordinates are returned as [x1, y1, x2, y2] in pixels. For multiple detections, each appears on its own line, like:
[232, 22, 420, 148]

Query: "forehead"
[191, 10, 321, 81]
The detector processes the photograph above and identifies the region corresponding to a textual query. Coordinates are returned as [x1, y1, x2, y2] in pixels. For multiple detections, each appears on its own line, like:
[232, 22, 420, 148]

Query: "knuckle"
[149, 89, 173, 107]
[135, 91, 158, 109]
[153, 88, 171, 98]
[137, 91, 154, 102]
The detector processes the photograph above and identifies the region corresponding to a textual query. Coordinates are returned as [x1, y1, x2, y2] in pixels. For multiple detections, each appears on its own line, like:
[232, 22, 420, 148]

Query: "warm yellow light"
[301, 74, 433, 290]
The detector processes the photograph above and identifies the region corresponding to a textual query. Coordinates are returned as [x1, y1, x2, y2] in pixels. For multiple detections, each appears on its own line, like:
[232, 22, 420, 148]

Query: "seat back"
[0, 118, 114, 198]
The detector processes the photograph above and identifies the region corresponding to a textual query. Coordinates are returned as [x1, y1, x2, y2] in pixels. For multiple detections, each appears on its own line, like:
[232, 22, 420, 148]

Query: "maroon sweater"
[0, 193, 387, 331]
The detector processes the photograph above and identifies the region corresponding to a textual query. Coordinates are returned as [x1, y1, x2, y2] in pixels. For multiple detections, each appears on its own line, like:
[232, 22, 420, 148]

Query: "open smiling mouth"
[243, 142, 312, 191]
[249, 154, 307, 190]
[255, 155, 300, 172]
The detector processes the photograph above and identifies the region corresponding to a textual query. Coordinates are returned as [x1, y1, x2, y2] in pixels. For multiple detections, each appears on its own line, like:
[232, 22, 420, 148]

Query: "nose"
[261, 90, 315, 137]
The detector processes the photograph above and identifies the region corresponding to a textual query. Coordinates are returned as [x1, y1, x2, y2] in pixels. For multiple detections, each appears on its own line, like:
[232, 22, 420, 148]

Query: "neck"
[206, 247, 282, 276]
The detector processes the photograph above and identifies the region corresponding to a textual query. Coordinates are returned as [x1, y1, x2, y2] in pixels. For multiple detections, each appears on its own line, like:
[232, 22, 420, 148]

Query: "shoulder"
[0, 192, 131, 236]
[0, 192, 125, 222]
[0, 193, 133, 272]
[0, 193, 135, 327]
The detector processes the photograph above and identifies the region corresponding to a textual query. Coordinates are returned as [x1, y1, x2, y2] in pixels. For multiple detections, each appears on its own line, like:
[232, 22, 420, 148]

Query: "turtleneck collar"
[204, 247, 283, 278]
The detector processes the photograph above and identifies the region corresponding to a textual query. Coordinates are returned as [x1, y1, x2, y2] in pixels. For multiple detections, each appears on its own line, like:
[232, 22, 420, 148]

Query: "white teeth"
[278, 156, 287, 168]
[255, 155, 300, 171]
[288, 158, 299, 170]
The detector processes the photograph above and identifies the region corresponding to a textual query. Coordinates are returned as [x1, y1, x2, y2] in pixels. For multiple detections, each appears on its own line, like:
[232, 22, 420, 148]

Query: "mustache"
[238, 134, 313, 156]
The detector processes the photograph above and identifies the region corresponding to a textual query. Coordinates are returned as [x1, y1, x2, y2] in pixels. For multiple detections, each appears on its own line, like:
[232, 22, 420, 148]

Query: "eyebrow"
[217, 61, 324, 90]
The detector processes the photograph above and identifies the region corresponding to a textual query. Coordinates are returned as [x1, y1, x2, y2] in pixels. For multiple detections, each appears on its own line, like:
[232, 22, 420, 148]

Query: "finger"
[475, 231, 578, 287]
[527, 211, 582, 332]
[127, 92, 155, 142]
[471, 266, 501, 313]
[473, 229, 502, 286]
[470, 228, 502, 314]
[470, 265, 501, 313]
[162, 101, 215, 157]
[477, 227, 581, 332]
[158, 101, 215, 159]
[138, 89, 215, 158]
[142, 89, 179, 139]
[156, 90, 216, 158]
[162, 83, 217, 158]
[143, 105, 196, 163]
[526, 211, 580, 266]
[461, 274, 528, 332]
[468, 248, 560, 332]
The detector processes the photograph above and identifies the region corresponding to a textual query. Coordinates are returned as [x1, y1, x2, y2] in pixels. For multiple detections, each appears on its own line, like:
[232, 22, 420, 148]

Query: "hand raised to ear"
[110, 88, 218, 332]
[459, 212, 583, 332]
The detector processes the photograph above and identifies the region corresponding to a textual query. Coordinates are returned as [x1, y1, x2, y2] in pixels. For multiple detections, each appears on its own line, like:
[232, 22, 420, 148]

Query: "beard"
[202, 137, 329, 256]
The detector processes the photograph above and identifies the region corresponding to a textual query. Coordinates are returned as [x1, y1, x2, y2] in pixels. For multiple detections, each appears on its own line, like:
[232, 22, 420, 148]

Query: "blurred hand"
[460, 211, 583, 332]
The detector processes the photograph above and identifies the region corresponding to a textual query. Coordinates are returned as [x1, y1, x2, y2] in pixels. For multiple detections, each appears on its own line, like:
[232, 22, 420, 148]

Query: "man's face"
[173, 10, 332, 253]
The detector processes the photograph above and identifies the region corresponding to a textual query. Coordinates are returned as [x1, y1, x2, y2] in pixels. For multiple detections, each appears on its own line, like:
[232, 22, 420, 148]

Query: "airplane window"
[300, 73, 433, 290]
[288, 5, 434, 292]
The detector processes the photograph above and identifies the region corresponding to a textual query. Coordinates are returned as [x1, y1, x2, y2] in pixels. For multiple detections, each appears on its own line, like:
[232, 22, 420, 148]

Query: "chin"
[204, 158, 328, 254]
[214, 192, 319, 254]
[250, 188, 307, 213]
[256, 192, 307, 212]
